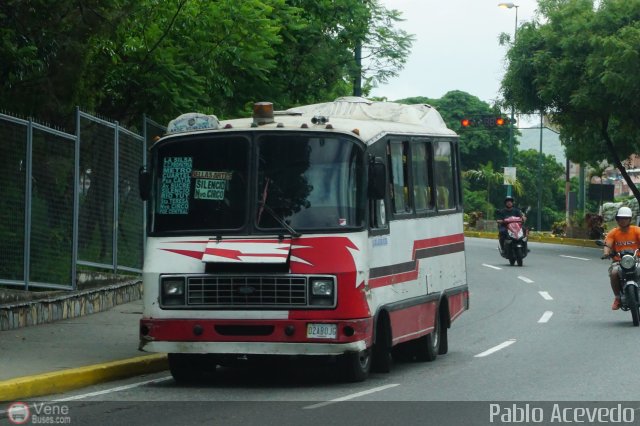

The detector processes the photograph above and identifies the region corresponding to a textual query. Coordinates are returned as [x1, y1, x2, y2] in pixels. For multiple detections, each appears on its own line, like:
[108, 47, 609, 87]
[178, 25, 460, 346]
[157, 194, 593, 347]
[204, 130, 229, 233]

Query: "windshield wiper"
[258, 203, 302, 238]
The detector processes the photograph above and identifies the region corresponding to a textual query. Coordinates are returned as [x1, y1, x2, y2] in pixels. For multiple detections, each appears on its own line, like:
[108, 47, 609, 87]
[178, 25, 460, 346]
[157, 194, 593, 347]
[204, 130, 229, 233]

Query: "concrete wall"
[0, 280, 142, 331]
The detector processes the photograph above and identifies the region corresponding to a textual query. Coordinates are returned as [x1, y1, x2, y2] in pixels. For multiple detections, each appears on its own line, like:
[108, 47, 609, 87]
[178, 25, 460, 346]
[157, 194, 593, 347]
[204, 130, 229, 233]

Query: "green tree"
[463, 162, 523, 219]
[359, 2, 415, 94]
[500, 0, 640, 203]
[0, 0, 132, 127]
[513, 150, 565, 230]
[0, 0, 413, 129]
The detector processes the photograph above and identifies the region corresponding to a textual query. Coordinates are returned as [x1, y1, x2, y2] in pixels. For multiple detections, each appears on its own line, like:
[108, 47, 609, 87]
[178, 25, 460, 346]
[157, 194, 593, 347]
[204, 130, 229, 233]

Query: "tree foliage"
[500, 0, 640, 201]
[464, 162, 523, 219]
[513, 149, 566, 229]
[0, 0, 413, 129]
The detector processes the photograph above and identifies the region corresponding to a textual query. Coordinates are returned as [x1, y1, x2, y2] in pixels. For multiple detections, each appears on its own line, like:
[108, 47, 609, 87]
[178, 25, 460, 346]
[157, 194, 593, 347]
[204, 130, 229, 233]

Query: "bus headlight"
[161, 277, 185, 306]
[310, 278, 335, 306]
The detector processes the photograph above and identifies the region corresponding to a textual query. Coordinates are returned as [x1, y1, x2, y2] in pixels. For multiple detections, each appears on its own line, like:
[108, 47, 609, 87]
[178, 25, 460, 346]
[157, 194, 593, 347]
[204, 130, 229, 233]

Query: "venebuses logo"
[7, 402, 30, 424]
[5, 402, 72, 424]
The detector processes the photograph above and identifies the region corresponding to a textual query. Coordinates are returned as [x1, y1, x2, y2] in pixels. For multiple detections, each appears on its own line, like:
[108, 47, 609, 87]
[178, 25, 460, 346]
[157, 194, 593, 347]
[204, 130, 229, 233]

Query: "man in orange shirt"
[603, 206, 640, 309]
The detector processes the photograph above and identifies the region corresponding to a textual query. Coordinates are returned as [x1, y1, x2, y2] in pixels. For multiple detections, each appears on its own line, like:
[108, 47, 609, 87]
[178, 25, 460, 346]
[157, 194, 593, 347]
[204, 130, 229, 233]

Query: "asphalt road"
[9, 237, 640, 425]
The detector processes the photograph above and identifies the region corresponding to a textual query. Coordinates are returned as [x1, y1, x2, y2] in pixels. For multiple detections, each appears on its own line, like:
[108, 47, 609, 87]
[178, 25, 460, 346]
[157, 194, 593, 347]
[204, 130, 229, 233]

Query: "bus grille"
[187, 276, 307, 307]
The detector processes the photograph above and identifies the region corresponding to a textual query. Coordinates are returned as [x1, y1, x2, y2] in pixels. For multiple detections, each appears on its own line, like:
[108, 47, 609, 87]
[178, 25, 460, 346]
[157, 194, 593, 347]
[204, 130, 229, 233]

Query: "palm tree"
[463, 161, 524, 220]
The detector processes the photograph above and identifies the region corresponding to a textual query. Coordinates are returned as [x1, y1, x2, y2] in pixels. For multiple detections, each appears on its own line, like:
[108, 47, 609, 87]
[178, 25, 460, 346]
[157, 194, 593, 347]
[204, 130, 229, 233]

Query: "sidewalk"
[0, 299, 167, 401]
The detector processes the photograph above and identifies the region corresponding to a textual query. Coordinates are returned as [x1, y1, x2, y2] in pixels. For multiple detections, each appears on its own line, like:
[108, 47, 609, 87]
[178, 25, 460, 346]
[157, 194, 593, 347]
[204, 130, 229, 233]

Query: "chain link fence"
[0, 109, 165, 290]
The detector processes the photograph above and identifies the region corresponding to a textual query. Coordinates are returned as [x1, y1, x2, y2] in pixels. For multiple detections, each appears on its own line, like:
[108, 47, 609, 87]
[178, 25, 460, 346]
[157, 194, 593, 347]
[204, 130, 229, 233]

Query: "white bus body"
[139, 97, 469, 382]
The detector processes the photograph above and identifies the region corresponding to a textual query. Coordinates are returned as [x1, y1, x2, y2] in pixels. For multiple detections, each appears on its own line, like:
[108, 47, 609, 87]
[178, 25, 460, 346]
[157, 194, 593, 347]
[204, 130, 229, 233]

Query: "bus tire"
[414, 313, 440, 362]
[168, 353, 217, 384]
[438, 321, 449, 355]
[372, 314, 393, 373]
[341, 348, 371, 382]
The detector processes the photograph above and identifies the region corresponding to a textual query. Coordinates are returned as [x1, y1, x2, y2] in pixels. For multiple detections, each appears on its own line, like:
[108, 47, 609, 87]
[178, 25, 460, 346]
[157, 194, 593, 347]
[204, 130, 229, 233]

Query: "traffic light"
[459, 115, 509, 129]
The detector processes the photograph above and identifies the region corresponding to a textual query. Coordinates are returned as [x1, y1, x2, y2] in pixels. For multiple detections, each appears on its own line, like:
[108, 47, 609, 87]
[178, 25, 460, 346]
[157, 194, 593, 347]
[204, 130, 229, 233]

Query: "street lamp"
[499, 2, 519, 197]
[538, 112, 543, 231]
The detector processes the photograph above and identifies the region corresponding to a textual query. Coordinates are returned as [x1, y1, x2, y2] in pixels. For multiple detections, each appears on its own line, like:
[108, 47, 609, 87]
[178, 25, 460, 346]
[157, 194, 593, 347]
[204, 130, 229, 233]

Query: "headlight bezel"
[309, 277, 336, 307]
[160, 276, 186, 306]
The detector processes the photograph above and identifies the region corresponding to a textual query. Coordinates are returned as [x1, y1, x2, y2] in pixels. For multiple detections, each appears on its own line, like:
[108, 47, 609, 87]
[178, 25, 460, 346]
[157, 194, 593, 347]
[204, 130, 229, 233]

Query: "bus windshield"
[150, 133, 365, 233]
[256, 134, 365, 231]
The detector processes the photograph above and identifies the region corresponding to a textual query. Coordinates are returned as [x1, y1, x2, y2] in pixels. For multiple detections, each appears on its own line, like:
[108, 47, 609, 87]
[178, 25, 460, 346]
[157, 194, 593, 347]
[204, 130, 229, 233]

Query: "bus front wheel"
[340, 348, 371, 382]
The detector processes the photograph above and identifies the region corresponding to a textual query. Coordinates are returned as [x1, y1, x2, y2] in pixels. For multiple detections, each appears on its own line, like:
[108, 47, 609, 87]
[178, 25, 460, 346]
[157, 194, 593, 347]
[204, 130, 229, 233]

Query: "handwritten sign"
[193, 170, 232, 201]
[159, 157, 192, 214]
[195, 179, 226, 200]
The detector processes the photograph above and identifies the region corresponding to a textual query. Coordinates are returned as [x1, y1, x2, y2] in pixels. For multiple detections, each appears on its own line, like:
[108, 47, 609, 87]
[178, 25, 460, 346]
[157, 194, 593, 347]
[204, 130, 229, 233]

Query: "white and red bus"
[138, 97, 469, 382]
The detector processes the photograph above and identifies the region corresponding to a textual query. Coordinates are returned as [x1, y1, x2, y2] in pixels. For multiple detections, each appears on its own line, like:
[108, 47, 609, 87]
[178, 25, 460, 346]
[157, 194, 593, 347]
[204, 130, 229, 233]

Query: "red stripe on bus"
[160, 248, 205, 259]
[412, 233, 464, 255]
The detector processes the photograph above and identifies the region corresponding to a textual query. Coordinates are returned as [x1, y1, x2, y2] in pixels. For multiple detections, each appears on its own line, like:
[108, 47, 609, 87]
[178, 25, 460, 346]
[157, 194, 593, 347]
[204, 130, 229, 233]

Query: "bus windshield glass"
[256, 134, 365, 231]
[150, 133, 365, 233]
[151, 135, 249, 232]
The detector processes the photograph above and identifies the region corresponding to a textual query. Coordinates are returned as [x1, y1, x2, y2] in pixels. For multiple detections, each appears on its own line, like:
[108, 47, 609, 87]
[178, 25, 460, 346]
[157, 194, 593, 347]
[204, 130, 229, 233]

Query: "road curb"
[0, 353, 168, 401]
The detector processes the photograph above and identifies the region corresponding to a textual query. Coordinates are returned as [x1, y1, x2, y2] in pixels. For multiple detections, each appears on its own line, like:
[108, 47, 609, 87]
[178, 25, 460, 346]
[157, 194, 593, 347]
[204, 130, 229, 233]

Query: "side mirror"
[139, 166, 151, 201]
[595, 240, 605, 247]
[369, 157, 386, 200]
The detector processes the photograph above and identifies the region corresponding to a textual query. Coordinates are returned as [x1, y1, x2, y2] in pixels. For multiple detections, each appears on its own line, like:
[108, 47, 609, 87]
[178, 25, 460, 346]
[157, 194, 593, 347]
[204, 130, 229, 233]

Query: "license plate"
[306, 323, 337, 339]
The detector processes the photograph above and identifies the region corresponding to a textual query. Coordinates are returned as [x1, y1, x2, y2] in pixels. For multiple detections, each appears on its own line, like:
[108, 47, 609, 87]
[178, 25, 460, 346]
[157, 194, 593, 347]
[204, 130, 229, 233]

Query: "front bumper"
[139, 317, 373, 355]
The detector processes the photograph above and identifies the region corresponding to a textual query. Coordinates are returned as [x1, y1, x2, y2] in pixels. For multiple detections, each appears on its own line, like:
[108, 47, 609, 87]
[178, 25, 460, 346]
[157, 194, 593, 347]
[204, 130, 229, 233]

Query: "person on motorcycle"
[602, 206, 640, 310]
[496, 196, 526, 252]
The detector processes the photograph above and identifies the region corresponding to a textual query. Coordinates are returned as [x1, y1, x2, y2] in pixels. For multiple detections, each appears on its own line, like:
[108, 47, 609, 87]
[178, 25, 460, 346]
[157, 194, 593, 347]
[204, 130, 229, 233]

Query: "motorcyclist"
[602, 206, 640, 310]
[496, 196, 526, 252]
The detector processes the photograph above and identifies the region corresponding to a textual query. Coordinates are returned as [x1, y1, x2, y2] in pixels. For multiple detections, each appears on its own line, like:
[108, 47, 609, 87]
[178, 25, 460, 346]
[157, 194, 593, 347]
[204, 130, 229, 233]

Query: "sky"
[371, 0, 539, 107]
[370, 1, 565, 162]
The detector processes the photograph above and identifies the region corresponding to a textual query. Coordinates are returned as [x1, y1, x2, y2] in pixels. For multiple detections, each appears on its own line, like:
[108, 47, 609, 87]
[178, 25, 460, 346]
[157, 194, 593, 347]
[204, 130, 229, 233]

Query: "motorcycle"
[596, 240, 640, 326]
[498, 216, 528, 266]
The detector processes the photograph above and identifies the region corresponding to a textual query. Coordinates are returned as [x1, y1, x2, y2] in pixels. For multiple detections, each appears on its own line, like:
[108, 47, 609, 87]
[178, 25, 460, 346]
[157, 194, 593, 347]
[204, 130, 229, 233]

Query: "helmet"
[504, 196, 514, 205]
[616, 206, 633, 218]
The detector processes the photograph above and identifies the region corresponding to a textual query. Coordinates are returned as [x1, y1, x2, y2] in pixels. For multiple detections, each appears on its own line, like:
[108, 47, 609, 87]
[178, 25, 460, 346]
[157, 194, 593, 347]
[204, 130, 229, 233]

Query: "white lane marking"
[51, 376, 173, 401]
[474, 339, 516, 358]
[482, 264, 502, 270]
[518, 276, 534, 284]
[538, 311, 554, 323]
[304, 384, 400, 409]
[539, 291, 553, 300]
[560, 255, 589, 261]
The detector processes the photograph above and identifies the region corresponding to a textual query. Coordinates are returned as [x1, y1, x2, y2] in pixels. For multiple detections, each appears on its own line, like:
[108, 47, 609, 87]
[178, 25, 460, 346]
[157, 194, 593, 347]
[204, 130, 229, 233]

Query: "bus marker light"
[253, 102, 275, 125]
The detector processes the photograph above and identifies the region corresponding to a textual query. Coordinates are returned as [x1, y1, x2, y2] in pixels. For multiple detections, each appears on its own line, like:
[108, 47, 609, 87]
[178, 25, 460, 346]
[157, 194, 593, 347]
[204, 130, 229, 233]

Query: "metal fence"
[0, 109, 166, 290]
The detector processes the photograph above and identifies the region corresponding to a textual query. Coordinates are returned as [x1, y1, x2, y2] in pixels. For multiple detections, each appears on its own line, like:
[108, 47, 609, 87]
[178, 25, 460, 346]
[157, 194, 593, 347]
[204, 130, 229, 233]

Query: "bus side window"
[434, 141, 455, 211]
[389, 141, 410, 214]
[412, 141, 434, 211]
[370, 152, 388, 230]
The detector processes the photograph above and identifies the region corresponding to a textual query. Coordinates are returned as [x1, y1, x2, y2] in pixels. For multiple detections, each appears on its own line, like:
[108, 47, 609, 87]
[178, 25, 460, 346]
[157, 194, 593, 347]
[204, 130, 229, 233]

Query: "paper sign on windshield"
[193, 170, 232, 200]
